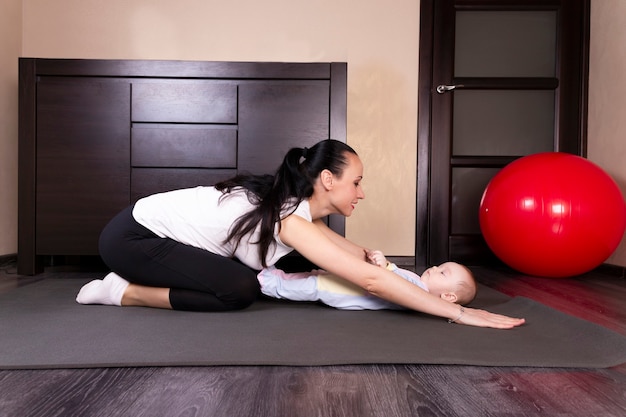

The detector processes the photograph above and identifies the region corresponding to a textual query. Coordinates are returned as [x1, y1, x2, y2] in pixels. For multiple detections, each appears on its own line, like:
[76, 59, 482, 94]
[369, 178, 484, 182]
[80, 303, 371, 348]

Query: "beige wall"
[0, 0, 21, 255]
[588, 0, 626, 266]
[2, 0, 626, 267]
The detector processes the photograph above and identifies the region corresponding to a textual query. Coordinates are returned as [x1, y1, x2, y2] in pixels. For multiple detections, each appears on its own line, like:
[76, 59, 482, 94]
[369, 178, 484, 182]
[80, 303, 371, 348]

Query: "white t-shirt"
[132, 186, 312, 270]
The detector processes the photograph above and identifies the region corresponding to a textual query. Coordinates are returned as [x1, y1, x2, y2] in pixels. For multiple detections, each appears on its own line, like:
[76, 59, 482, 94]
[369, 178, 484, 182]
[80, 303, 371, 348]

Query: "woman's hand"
[452, 307, 525, 329]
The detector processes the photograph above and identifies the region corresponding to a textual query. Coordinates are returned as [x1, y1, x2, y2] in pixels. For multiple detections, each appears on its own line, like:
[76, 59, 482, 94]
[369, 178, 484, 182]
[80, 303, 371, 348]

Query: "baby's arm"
[365, 249, 387, 267]
[365, 252, 431, 294]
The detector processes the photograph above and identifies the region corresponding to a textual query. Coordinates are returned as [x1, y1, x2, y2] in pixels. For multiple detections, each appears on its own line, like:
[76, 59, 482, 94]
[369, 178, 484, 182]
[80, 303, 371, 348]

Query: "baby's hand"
[365, 249, 387, 267]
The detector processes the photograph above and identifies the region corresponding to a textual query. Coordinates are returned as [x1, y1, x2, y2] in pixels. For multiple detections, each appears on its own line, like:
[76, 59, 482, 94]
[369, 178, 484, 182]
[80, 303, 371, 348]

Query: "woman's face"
[328, 153, 365, 217]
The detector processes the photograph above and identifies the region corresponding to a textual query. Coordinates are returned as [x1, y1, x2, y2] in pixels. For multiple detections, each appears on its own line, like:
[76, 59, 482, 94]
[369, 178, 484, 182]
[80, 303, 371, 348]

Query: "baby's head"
[421, 262, 476, 305]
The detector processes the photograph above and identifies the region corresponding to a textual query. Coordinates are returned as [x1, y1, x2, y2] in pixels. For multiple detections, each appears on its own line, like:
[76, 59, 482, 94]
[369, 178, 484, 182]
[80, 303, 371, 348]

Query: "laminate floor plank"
[0, 367, 160, 417]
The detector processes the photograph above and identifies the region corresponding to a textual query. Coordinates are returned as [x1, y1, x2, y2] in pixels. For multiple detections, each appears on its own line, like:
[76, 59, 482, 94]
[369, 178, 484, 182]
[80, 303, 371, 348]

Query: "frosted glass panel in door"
[455, 11, 557, 77]
[451, 168, 500, 235]
[453, 90, 555, 156]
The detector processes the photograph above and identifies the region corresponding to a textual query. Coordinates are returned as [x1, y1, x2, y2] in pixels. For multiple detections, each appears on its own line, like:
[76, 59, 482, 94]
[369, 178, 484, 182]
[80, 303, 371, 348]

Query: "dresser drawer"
[132, 81, 237, 123]
[132, 126, 237, 168]
[131, 167, 236, 202]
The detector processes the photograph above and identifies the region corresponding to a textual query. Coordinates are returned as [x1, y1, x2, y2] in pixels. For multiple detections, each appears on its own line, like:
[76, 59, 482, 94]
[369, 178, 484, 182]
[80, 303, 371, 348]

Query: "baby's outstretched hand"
[364, 249, 387, 267]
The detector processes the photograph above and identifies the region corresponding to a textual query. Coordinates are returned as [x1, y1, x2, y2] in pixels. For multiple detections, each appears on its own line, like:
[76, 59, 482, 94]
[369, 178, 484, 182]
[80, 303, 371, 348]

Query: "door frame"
[415, 0, 590, 268]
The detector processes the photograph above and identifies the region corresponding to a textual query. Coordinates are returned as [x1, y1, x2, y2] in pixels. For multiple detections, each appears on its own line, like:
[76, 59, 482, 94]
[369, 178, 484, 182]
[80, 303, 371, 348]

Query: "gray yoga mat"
[1, 277, 626, 369]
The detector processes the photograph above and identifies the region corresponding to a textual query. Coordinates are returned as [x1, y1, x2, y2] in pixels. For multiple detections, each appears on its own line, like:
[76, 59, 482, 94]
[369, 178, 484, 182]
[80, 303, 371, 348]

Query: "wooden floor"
[1, 259, 625, 417]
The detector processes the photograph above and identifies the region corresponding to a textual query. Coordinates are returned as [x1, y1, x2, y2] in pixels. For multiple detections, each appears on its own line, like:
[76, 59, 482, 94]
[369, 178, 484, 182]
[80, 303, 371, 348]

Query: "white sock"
[76, 272, 130, 306]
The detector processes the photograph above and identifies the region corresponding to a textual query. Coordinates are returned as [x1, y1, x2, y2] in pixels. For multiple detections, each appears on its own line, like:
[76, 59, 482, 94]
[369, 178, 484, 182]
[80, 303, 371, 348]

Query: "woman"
[77, 139, 524, 329]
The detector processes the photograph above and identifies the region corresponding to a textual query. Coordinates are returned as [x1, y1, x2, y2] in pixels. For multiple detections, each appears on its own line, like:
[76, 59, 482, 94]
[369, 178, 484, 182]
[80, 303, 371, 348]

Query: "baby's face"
[420, 262, 470, 298]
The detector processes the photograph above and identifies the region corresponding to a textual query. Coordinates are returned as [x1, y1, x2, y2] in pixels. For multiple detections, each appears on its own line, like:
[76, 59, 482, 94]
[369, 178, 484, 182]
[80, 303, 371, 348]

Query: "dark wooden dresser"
[18, 58, 347, 274]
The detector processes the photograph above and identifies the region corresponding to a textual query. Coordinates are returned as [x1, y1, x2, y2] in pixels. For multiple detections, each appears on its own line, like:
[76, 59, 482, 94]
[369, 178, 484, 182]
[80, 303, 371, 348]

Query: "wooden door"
[416, 0, 589, 267]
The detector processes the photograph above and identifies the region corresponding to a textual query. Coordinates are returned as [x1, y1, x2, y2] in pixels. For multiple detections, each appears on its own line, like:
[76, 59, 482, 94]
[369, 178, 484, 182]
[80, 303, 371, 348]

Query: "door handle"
[436, 84, 464, 94]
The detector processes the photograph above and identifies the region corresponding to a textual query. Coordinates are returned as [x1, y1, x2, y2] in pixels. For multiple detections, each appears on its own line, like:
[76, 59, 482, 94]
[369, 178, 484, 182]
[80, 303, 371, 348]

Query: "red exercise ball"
[479, 152, 626, 278]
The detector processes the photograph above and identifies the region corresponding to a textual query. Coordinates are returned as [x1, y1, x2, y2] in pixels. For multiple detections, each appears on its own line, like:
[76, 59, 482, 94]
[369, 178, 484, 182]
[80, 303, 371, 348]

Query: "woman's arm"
[312, 219, 369, 261]
[280, 215, 525, 329]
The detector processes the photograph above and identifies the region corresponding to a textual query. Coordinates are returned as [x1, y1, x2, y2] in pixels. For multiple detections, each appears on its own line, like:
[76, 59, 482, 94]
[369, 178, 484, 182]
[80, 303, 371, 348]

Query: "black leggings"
[98, 206, 260, 311]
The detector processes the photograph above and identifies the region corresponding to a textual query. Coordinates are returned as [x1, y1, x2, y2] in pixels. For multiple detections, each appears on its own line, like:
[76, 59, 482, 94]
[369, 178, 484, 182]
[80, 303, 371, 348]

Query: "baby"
[257, 251, 476, 310]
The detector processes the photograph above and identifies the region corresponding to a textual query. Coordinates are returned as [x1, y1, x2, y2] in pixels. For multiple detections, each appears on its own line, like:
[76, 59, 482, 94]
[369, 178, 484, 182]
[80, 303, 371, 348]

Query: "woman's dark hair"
[215, 139, 358, 267]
